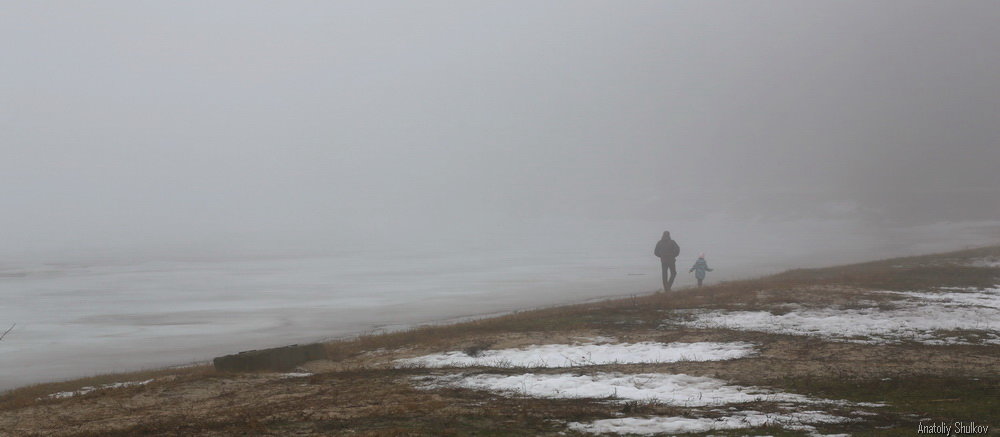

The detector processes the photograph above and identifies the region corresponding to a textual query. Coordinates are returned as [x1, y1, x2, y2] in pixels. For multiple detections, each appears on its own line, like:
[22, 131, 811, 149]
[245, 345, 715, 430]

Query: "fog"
[3, 1, 998, 261]
[2, 2, 999, 389]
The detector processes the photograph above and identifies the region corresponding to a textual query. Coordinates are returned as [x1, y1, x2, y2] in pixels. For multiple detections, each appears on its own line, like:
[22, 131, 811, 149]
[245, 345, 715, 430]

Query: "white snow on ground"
[898, 287, 1000, 310]
[396, 342, 756, 368]
[675, 287, 1000, 345]
[46, 379, 154, 399]
[418, 372, 811, 406]
[572, 336, 618, 344]
[567, 410, 853, 435]
[418, 372, 872, 434]
[968, 257, 1000, 268]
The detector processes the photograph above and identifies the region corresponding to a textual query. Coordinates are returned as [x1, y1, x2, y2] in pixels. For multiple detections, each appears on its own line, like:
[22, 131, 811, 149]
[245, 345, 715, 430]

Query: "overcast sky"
[2, 1, 998, 258]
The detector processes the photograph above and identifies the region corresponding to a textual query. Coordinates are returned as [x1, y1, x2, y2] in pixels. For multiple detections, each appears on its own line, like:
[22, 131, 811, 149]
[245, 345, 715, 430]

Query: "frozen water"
[1, 217, 997, 391]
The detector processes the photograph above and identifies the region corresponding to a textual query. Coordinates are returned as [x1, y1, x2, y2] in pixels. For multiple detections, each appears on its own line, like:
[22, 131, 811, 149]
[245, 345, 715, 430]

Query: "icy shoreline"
[3, 218, 998, 392]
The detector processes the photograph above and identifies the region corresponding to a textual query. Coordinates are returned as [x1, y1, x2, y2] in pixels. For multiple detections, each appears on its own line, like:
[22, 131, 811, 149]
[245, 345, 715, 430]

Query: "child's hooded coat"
[690, 257, 713, 280]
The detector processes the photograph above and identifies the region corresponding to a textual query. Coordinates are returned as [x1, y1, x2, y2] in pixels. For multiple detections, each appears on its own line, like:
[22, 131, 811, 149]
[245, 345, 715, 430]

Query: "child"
[689, 253, 714, 287]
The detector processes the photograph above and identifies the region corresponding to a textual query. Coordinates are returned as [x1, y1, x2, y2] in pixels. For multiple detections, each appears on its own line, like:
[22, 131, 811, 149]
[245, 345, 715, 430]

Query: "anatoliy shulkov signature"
[917, 421, 990, 435]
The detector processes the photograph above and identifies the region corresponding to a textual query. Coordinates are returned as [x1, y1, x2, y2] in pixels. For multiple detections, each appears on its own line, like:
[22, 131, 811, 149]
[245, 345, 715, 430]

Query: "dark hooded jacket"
[654, 235, 680, 259]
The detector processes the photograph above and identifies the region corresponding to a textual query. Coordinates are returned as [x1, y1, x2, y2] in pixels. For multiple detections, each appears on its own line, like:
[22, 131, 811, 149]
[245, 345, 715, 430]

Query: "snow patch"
[572, 335, 618, 344]
[675, 287, 1000, 344]
[896, 288, 1000, 310]
[418, 372, 810, 406]
[968, 257, 1000, 268]
[396, 342, 756, 368]
[46, 379, 154, 399]
[568, 410, 853, 435]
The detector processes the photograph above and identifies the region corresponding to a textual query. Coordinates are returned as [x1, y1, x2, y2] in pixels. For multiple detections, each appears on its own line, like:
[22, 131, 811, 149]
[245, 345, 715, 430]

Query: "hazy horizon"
[2, 1, 998, 261]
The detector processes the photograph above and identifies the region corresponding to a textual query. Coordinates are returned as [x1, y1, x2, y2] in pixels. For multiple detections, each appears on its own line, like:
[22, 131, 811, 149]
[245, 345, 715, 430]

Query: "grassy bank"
[2, 246, 999, 436]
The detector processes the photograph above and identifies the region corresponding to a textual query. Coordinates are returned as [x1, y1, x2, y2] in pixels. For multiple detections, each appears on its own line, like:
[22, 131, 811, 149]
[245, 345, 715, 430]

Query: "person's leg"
[666, 259, 677, 291]
[660, 260, 670, 292]
[697, 278, 703, 287]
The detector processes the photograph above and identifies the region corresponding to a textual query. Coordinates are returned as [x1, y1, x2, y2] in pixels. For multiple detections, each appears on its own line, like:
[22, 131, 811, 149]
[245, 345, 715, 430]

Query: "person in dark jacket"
[653, 231, 680, 292]
[689, 252, 714, 288]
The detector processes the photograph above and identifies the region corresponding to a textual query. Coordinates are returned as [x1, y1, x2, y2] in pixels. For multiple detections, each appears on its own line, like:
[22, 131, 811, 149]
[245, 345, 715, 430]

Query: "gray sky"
[2, 1, 998, 258]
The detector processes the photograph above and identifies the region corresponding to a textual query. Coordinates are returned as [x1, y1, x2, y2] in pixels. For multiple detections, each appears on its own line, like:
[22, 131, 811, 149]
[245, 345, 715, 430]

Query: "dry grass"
[0, 365, 214, 412]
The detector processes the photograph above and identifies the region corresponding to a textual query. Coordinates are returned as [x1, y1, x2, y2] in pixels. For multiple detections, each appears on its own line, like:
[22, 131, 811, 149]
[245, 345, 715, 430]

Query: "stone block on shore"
[213, 343, 327, 372]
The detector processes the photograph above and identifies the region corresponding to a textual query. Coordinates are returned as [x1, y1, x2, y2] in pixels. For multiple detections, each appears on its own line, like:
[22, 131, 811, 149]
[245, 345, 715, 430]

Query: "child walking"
[689, 253, 714, 287]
